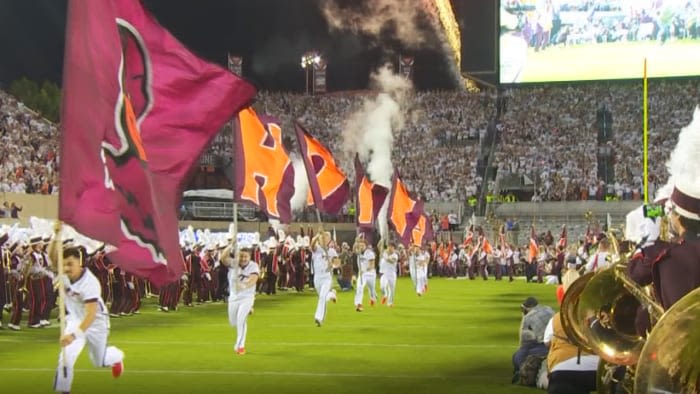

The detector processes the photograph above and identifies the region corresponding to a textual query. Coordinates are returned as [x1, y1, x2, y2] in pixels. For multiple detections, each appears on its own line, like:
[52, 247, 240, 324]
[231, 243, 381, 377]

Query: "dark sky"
[0, 0, 490, 92]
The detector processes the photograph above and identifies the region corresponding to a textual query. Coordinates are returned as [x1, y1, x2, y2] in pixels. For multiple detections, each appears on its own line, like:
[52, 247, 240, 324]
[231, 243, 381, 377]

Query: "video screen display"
[500, 0, 700, 83]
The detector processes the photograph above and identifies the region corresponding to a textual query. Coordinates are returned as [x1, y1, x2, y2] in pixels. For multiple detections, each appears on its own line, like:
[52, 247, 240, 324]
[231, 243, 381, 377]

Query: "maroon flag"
[233, 108, 295, 223]
[59, 0, 255, 286]
[355, 155, 388, 229]
[388, 171, 423, 246]
[294, 122, 349, 215]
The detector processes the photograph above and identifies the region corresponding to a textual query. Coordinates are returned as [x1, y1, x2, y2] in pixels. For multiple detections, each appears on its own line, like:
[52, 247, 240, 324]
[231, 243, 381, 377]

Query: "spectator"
[512, 296, 554, 379]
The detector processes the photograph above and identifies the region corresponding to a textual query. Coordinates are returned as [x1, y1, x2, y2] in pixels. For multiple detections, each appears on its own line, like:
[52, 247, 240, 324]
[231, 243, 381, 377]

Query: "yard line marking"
[0, 367, 499, 380]
[0, 338, 508, 348]
[101, 323, 483, 330]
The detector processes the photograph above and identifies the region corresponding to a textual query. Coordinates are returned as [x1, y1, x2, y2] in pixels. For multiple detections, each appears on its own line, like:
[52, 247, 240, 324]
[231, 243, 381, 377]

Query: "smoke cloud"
[341, 64, 413, 240]
[320, 0, 431, 49]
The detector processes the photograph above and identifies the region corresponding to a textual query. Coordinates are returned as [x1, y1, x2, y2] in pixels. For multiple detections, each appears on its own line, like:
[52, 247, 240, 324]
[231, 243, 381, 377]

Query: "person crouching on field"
[220, 243, 259, 355]
[52, 245, 124, 393]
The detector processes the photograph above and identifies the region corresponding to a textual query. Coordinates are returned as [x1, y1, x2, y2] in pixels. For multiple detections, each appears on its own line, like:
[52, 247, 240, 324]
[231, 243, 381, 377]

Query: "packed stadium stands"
[1, 78, 698, 209]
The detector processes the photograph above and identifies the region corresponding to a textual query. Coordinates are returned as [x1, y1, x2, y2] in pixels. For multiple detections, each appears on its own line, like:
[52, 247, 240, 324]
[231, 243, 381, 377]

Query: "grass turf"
[0, 277, 558, 394]
[518, 39, 700, 82]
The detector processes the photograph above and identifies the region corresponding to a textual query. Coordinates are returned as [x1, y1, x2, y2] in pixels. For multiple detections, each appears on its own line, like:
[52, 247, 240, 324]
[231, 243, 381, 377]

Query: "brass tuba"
[634, 286, 700, 393]
[561, 232, 664, 366]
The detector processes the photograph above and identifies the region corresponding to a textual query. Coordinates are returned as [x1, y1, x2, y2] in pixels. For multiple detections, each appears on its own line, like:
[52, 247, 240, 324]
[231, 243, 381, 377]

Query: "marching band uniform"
[8, 242, 26, 330]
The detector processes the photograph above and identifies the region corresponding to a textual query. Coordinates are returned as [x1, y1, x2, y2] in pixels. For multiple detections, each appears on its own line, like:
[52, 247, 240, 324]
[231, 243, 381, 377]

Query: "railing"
[183, 201, 258, 221]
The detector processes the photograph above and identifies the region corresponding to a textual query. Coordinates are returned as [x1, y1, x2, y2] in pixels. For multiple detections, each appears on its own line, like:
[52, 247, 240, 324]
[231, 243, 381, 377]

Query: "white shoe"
[40, 319, 51, 327]
[8, 323, 20, 331]
[29, 323, 42, 328]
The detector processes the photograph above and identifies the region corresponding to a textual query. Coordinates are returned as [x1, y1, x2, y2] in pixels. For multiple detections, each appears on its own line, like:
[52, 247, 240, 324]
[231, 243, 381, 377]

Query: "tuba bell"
[560, 232, 664, 366]
[634, 286, 700, 393]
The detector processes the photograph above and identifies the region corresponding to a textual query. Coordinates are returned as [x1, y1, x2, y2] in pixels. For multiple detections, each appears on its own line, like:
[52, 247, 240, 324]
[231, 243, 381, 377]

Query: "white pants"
[409, 265, 417, 290]
[416, 267, 428, 295]
[380, 274, 397, 305]
[313, 276, 336, 323]
[354, 272, 376, 306]
[228, 297, 254, 350]
[54, 318, 124, 393]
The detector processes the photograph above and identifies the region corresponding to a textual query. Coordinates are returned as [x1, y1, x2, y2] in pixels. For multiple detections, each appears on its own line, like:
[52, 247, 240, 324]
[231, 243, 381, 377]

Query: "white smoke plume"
[342, 64, 413, 240]
[342, 65, 411, 187]
[289, 154, 310, 213]
[321, 0, 430, 48]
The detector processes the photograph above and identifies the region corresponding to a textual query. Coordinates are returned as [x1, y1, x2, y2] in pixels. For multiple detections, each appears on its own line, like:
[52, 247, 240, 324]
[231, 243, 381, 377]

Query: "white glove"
[640, 217, 660, 247]
[204, 273, 211, 281]
[180, 274, 188, 281]
[127, 281, 135, 290]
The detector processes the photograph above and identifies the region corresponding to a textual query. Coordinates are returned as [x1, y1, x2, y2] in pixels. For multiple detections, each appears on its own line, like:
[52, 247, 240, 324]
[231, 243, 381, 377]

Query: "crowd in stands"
[0, 90, 59, 195]
[496, 79, 699, 202]
[1, 77, 698, 204]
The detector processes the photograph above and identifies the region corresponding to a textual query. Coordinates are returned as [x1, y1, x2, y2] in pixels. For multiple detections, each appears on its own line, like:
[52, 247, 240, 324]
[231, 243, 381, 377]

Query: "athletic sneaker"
[369, 299, 375, 307]
[356, 304, 363, 312]
[40, 320, 51, 327]
[315, 319, 322, 327]
[112, 361, 123, 378]
[8, 323, 20, 331]
[29, 323, 42, 329]
[236, 347, 246, 355]
[380, 296, 387, 305]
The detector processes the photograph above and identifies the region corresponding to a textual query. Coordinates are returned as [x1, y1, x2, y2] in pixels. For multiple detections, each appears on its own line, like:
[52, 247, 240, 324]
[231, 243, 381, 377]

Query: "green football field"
[519, 39, 700, 82]
[0, 278, 558, 394]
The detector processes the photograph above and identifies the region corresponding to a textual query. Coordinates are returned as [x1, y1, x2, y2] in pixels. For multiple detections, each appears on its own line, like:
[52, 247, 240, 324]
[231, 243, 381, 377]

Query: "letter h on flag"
[355, 155, 388, 229]
[59, 0, 255, 286]
[233, 107, 295, 224]
[294, 122, 349, 215]
[388, 171, 423, 247]
[411, 214, 434, 246]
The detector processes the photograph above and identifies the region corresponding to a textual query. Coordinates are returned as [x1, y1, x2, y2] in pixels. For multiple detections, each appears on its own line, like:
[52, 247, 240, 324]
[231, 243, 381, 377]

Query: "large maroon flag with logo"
[294, 122, 349, 215]
[388, 171, 424, 246]
[355, 155, 389, 229]
[233, 107, 295, 223]
[59, 0, 255, 286]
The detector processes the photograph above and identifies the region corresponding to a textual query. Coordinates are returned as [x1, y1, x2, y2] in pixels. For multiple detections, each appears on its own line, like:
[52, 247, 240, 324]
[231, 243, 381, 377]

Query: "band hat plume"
[667, 106, 700, 220]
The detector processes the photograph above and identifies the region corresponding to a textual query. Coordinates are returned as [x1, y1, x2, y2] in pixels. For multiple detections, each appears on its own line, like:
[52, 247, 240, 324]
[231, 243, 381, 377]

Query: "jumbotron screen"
[499, 0, 700, 83]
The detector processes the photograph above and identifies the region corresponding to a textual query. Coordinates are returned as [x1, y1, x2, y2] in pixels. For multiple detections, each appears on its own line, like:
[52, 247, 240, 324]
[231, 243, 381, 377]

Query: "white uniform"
[585, 251, 610, 273]
[407, 252, 418, 289]
[227, 261, 259, 351]
[353, 248, 377, 307]
[379, 251, 398, 306]
[54, 269, 124, 393]
[415, 250, 430, 295]
[312, 245, 338, 324]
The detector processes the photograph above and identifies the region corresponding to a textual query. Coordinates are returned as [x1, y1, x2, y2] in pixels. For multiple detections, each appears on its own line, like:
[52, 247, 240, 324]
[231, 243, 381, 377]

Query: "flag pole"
[53, 221, 67, 377]
[643, 58, 649, 204]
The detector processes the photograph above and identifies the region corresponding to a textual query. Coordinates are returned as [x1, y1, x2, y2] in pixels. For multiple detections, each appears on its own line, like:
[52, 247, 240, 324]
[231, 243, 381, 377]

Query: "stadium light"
[301, 50, 322, 95]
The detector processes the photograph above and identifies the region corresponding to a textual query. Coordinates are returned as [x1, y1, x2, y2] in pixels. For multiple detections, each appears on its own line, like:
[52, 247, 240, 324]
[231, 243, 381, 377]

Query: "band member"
[353, 238, 376, 311]
[311, 230, 339, 326]
[584, 237, 611, 273]
[8, 236, 28, 330]
[51, 245, 124, 393]
[198, 246, 215, 303]
[221, 243, 259, 355]
[27, 236, 51, 328]
[0, 232, 9, 328]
